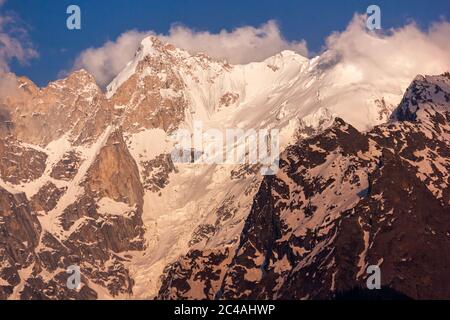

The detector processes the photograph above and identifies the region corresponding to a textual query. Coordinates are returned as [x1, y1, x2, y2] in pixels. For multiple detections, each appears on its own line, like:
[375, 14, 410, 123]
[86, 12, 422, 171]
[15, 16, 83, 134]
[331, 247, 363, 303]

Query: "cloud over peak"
[157, 21, 308, 65]
[320, 14, 450, 91]
[71, 15, 450, 90]
[0, 4, 37, 72]
[0, 1, 37, 99]
[72, 21, 309, 87]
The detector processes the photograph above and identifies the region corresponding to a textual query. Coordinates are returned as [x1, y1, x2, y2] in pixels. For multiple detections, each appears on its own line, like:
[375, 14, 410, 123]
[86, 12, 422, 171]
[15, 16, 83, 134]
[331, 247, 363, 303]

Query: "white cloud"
[0, 5, 37, 72]
[157, 21, 308, 64]
[72, 30, 148, 88]
[71, 15, 450, 90]
[320, 15, 450, 90]
[72, 21, 308, 87]
[0, 3, 37, 98]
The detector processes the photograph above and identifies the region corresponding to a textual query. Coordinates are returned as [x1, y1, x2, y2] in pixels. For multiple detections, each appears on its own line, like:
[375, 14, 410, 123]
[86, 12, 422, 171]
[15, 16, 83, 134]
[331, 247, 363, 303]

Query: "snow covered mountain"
[158, 74, 450, 300]
[0, 35, 448, 299]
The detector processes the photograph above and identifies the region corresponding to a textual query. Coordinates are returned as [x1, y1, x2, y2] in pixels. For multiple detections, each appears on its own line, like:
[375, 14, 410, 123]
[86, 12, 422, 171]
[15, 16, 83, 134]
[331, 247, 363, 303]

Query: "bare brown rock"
[0, 138, 47, 184]
[85, 129, 144, 208]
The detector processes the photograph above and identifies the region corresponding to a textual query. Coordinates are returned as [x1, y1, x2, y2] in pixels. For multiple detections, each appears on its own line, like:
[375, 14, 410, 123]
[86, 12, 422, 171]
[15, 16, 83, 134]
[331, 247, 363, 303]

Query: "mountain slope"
[0, 35, 448, 299]
[157, 74, 450, 300]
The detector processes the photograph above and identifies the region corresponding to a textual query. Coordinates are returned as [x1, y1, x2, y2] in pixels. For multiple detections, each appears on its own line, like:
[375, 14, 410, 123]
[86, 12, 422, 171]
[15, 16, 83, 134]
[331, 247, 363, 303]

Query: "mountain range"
[0, 36, 449, 300]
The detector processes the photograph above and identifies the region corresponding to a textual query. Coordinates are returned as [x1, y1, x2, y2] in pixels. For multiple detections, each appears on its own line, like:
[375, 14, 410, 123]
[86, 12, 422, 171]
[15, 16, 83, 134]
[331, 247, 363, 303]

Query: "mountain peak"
[394, 73, 450, 122]
[279, 49, 300, 57]
[136, 35, 190, 60]
[138, 35, 164, 56]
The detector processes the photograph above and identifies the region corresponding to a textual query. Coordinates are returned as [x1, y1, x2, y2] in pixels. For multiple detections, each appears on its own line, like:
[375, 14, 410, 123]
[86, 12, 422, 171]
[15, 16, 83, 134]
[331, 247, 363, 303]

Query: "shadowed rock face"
[141, 153, 177, 193]
[50, 151, 82, 181]
[0, 187, 40, 299]
[157, 74, 450, 300]
[31, 182, 67, 213]
[0, 138, 47, 185]
[0, 106, 13, 135]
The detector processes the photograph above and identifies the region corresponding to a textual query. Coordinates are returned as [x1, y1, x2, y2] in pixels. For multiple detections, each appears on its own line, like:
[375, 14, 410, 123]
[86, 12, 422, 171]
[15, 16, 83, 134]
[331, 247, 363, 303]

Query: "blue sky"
[2, 0, 449, 86]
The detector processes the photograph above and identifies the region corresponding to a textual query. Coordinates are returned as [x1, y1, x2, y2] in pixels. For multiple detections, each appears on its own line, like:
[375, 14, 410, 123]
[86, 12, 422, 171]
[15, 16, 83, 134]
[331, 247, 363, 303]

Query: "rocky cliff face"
[0, 71, 112, 146]
[0, 70, 147, 298]
[0, 34, 448, 300]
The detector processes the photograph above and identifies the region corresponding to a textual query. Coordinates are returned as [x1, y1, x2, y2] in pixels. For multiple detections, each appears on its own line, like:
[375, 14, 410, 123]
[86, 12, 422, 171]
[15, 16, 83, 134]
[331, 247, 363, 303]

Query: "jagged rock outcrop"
[0, 188, 41, 299]
[0, 138, 47, 184]
[1, 71, 112, 146]
[108, 37, 190, 133]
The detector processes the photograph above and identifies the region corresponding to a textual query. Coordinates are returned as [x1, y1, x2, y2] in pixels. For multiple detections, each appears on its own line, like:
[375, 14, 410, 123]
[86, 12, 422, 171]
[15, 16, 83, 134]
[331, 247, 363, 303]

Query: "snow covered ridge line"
[169, 121, 280, 175]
